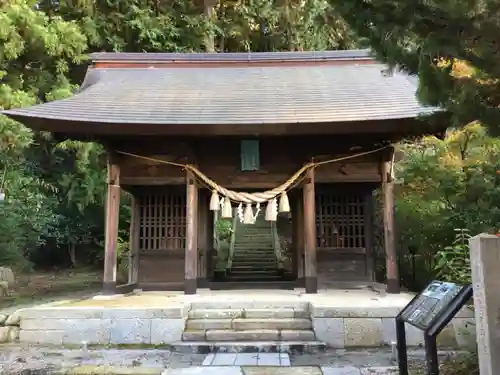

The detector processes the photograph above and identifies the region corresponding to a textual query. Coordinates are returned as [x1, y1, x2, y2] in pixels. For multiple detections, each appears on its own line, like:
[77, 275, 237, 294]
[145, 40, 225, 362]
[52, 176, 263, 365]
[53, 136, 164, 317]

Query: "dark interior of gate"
[121, 135, 381, 290]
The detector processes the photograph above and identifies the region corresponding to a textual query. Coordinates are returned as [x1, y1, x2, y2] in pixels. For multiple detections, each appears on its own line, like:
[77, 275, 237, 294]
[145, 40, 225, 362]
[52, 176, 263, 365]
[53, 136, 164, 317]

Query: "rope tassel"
[221, 196, 232, 218]
[279, 191, 290, 213]
[243, 203, 254, 224]
[265, 199, 278, 222]
[209, 190, 220, 211]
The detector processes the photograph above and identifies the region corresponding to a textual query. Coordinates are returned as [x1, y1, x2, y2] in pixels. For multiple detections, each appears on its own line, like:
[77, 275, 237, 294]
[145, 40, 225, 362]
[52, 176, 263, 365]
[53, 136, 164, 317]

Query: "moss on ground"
[410, 352, 478, 375]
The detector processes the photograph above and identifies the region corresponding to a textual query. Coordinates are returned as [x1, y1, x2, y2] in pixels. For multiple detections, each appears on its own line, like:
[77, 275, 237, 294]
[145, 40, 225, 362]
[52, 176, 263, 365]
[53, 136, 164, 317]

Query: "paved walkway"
[1, 345, 456, 374]
[161, 366, 398, 374]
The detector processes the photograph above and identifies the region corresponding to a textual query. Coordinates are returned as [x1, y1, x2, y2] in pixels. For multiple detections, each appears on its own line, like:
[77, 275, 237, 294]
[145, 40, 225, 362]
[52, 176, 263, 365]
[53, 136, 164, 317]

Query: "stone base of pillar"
[386, 278, 400, 294]
[184, 279, 197, 295]
[305, 276, 318, 294]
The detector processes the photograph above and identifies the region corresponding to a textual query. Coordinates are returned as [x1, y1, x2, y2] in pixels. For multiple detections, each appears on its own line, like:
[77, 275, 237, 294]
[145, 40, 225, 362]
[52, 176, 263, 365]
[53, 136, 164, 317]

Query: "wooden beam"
[382, 147, 400, 293]
[303, 168, 317, 293]
[185, 170, 199, 294]
[103, 152, 121, 294]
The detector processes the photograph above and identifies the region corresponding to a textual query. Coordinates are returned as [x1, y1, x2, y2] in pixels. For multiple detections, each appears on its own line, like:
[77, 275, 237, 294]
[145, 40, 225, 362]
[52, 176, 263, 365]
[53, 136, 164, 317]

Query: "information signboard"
[396, 280, 473, 375]
[399, 280, 463, 330]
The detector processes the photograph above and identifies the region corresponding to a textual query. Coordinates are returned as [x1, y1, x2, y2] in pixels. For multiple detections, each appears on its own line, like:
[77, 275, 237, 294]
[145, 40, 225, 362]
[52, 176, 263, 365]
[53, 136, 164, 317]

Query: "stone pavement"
[1, 345, 463, 374]
[161, 366, 398, 375]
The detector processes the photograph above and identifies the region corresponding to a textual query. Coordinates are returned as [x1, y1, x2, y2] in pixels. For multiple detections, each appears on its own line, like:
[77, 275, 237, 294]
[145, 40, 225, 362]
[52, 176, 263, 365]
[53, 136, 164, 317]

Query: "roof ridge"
[89, 49, 374, 63]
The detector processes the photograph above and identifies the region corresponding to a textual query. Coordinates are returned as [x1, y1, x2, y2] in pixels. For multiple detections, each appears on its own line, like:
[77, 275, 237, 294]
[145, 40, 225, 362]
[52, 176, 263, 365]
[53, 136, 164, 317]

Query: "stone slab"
[310, 305, 402, 319]
[19, 330, 64, 345]
[203, 354, 216, 365]
[162, 367, 243, 375]
[234, 353, 259, 366]
[243, 309, 295, 319]
[344, 318, 383, 347]
[109, 318, 151, 344]
[190, 301, 308, 310]
[256, 353, 281, 366]
[279, 353, 291, 366]
[150, 319, 185, 344]
[212, 353, 238, 366]
[206, 330, 279, 342]
[242, 367, 322, 375]
[321, 367, 361, 375]
[183, 330, 206, 341]
[280, 329, 315, 341]
[233, 318, 312, 331]
[187, 319, 233, 330]
[68, 366, 162, 375]
[312, 318, 344, 348]
[189, 309, 243, 320]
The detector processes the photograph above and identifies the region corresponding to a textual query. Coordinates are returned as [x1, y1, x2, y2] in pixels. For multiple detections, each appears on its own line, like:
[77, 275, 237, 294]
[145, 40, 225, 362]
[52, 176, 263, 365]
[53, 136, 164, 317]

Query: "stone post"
[469, 234, 500, 375]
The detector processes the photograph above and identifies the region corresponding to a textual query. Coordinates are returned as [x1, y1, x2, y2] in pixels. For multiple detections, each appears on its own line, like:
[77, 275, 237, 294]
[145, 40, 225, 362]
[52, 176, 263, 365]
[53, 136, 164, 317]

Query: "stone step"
[230, 266, 278, 271]
[229, 269, 280, 275]
[190, 300, 309, 310]
[234, 248, 274, 253]
[188, 308, 309, 320]
[232, 252, 274, 256]
[231, 258, 276, 263]
[233, 246, 274, 250]
[231, 259, 276, 263]
[232, 258, 275, 262]
[182, 329, 316, 342]
[225, 275, 283, 281]
[172, 340, 326, 354]
[199, 329, 316, 342]
[186, 318, 312, 331]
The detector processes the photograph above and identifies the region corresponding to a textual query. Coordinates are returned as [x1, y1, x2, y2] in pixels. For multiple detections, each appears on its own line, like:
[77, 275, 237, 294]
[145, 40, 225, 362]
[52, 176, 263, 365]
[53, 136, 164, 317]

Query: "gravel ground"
[0, 345, 205, 374]
[0, 344, 464, 374]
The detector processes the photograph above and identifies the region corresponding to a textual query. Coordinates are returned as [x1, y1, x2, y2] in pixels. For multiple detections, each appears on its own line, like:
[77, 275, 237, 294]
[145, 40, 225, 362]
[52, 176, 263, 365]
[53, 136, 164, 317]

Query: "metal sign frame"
[396, 281, 473, 375]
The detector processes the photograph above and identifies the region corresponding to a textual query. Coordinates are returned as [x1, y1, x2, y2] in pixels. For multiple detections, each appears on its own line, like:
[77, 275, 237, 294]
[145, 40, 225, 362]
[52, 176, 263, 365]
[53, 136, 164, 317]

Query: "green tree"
[328, 0, 500, 131]
[394, 124, 500, 288]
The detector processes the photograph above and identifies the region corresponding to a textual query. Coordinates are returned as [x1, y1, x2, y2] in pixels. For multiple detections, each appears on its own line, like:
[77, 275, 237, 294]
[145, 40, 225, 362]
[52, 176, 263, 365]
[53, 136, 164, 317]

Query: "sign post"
[396, 280, 473, 375]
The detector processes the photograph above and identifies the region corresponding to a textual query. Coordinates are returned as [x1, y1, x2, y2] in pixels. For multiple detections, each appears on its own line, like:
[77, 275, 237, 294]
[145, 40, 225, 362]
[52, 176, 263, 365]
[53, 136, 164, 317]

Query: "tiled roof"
[2, 63, 437, 125]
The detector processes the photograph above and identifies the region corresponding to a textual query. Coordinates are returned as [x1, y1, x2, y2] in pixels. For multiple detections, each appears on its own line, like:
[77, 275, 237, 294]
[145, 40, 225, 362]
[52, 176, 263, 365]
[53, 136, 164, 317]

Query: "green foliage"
[434, 229, 472, 285]
[395, 124, 500, 289]
[215, 218, 233, 242]
[328, 0, 500, 132]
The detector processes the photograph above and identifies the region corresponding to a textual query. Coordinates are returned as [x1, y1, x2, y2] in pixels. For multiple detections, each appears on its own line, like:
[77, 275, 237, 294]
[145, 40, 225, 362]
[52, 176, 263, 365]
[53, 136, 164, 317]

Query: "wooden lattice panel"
[316, 191, 366, 249]
[138, 190, 186, 251]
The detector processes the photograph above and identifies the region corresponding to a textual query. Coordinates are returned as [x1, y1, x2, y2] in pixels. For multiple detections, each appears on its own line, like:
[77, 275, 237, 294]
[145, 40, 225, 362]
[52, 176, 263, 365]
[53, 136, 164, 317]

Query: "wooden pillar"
[303, 168, 317, 293]
[128, 195, 140, 284]
[185, 170, 199, 294]
[103, 152, 121, 294]
[382, 148, 400, 293]
[295, 193, 305, 284]
[197, 191, 208, 288]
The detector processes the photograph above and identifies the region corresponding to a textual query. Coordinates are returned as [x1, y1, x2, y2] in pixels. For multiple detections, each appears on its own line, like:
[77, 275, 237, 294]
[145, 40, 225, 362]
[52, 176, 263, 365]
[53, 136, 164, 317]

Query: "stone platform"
[3, 288, 476, 349]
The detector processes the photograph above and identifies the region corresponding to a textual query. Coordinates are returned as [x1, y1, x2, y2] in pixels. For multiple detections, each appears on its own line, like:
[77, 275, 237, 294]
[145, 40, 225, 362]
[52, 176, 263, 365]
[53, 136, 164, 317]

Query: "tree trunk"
[68, 243, 77, 267]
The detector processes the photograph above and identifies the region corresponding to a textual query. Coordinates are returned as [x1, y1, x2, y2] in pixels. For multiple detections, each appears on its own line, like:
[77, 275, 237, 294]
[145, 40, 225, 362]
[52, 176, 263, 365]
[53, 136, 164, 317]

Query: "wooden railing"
[271, 221, 284, 269]
[226, 213, 238, 270]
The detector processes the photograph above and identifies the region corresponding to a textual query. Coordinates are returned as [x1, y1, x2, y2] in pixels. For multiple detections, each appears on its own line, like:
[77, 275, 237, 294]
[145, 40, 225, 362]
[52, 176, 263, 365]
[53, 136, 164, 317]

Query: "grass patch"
[410, 352, 479, 375]
[0, 268, 101, 308]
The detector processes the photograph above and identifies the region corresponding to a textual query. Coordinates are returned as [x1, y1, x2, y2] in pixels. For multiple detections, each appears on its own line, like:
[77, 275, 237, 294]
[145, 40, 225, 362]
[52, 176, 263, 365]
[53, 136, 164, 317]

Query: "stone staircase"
[181, 301, 317, 347]
[227, 211, 282, 282]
